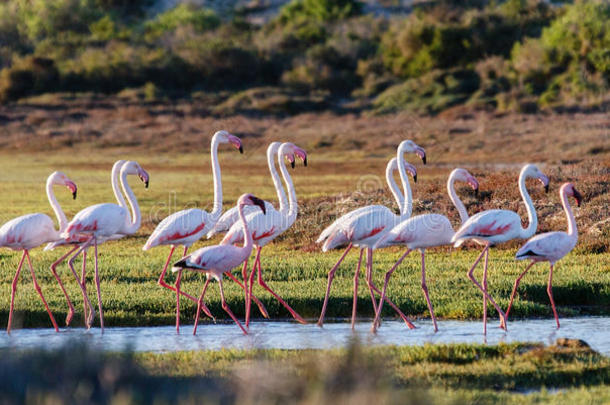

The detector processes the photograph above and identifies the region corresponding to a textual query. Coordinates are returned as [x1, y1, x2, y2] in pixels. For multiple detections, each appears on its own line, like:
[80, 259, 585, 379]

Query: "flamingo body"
[207, 201, 277, 238]
[63, 203, 128, 239]
[452, 209, 523, 247]
[515, 231, 576, 263]
[378, 213, 455, 249]
[0, 214, 59, 250]
[144, 208, 215, 249]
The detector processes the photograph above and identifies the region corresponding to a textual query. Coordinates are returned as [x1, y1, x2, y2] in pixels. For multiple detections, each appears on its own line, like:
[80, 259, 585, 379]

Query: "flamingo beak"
[469, 177, 479, 195]
[251, 196, 266, 215]
[415, 147, 426, 165]
[573, 188, 583, 207]
[66, 181, 77, 199]
[540, 174, 550, 193]
[287, 154, 295, 169]
[294, 147, 308, 167]
[405, 162, 417, 183]
[138, 169, 150, 188]
[228, 134, 243, 153]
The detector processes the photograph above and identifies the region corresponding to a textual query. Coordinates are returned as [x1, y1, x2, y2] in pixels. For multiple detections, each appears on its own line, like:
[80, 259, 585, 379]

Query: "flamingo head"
[452, 168, 479, 194]
[122, 161, 150, 188]
[215, 130, 243, 154]
[404, 161, 417, 183]
[279, 142, 307, 169]
[563, 183, 583, 207]
[239, 193, 266, 215]
[50, 171, 78, 199]
[524, 164, 549, 193]
[398, 140, 426, 164]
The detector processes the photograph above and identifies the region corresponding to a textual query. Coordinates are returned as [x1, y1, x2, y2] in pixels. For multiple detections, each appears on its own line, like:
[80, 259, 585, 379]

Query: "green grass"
[0, 150, 607, 328]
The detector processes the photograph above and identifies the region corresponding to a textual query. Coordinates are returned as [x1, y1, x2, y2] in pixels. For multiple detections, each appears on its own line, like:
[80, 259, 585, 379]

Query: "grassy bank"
[1, 340, 608, 404]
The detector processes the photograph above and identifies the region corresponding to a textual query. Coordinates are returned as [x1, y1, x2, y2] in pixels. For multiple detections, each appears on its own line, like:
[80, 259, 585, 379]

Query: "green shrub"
[0, 56, 59, 103]
[145, 4, 220, 38]
[278, 0, 362, 24]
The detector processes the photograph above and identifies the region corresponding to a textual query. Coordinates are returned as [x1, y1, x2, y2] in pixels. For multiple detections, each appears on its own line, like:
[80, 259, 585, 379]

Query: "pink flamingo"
[316, 140, 425, 329]
[0, 171, 77, 333]
[61, 161, 149, 331]
[45, 160, 128, 325]
[451, 163, 550, 333]
[221, 142, 308, 327]
[371, 168, 480, 333]
[506, 182, 582, 328]
[172, 193, 267, 335]
[142, 131, 244, 326]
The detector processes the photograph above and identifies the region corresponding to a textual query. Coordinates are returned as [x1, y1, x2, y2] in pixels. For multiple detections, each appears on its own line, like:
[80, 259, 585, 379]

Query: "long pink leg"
[420, 250, 438, 332]
[317, 243, 353, 327]
[225, 272, 268, 318]
[193, 278, 211, 335]
[245, 256, 253, 328]
[365, 249, 378, 317]
[254, 248, 306, 325]
[547, 264, 560, 329]
[175, 270, 182, 334]
[482, 248, 489, 335]
[505, 261, 536, 320]
[219, 277, 247, 334]
[466, 246, 507, 332]
[49, 245, 79, 326]
[81, 249, 88, 324]
[351, 249, 364, 329]
[371, 249, 412, 333]
[67, 239, 96, 328]
[92, 237, 105, 333]
[7, 251, 26, 334]
[25, 250, 59, 332]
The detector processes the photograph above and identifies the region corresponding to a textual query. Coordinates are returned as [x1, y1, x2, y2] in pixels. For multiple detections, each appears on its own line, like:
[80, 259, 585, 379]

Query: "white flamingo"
[506, 182, 582, 328]
[0, 171, 77, 332]
[172, 193, 267, 335]
[142, 130, 243, 324]
[371, 168, 480, 332]
[451, 163, 550, 333]
[221, 142, 308, 327]
[61, 161, 149, 332]
[316, 140, 425, 329]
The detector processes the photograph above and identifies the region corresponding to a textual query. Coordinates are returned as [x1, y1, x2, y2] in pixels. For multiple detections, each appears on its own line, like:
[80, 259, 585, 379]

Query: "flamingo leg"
[218, 277, 247, 335]
[364, 248, 378, 318]
[505, 261, 536, 320]
[371, 248, 412, 333]
[547, 263, 560, 329]
[7, 251, 27, 334]
[351, 249, 364, 330]
[255, 249, 306, 325]
[48, 245, 79, 326]
[466, 246, 507, 332]
[317, 243, 353, 327]
[245, 255, 254, 328]
[225, 271, 268, 318]
[93, 237, 104, 333]
[68, 239, 96, 329]
[25, 250, 59, 332]
[81, 249, 88, 324]
[175, 270, 183, 334]
[420, 250, 438, 332]
[193, 278, 211, 335]
[482, 247, 489, 335]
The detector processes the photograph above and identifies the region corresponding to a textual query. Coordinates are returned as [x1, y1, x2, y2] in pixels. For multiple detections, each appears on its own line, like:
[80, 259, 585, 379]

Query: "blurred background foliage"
[0, 0, 608, 113]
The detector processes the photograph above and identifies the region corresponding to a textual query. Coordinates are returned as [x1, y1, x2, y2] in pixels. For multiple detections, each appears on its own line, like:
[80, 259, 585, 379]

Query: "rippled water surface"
[1, 317, 608, 354]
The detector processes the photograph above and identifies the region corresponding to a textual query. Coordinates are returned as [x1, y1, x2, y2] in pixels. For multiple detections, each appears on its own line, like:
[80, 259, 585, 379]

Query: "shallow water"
[1, 317, 608, 354]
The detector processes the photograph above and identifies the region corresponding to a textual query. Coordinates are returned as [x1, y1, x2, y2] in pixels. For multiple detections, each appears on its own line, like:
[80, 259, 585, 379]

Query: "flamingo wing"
[376, 214, 454, 249]
[516, 231, 576, 262]
[62, 203, 127, 239]
[143, 208, 213, 250]
[321, 207, 397, 251]
[0, 213, 57, 249]
[173, 244, 245, 273]
[451, 209, 520, 246]
[221, 208, 283, 246]
[316, 205, 391, 245]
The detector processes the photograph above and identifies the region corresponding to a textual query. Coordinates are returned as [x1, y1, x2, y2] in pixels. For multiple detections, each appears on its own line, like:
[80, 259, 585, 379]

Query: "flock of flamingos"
[0, 131, 582, 336]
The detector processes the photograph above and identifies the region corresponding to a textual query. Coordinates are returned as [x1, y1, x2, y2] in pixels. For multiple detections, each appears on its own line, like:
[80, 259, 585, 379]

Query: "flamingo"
[505, 182, 582, 328]
[44, 159, 127, 325]
[371, 168, 480, 333]
[207, 141, 305, 238]
[61, 161, 149, 332]
[172, 193, 267, 335]
[316, 140, 425, 329]
[142, 130, 245, 325]
[0, 171, 77, 333]
[221, 142, 308, 327]
[451, 163, 550, 333]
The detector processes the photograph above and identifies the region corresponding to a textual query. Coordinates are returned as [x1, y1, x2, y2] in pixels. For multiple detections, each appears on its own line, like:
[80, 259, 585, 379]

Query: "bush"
[145, 4, 220, 38]
[278, 0, 362, 24]
[0, 56, 59, 103]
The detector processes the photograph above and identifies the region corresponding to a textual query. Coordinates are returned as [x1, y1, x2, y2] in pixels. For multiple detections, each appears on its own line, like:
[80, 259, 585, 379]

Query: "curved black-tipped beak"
[303, 157, 307, 167]
[291, 160, 295, 169]
[251, 196, 266, 215]
[72, 190, 77, 200]
[573, 189, 583, 207]
[413, 174, 417, 183]
[239, 145, 243, 154]
[422, 155, 426, 165]
[474, 187, 479, 196]
[145, 180, 149, 188]
[544, 183, 549, 193]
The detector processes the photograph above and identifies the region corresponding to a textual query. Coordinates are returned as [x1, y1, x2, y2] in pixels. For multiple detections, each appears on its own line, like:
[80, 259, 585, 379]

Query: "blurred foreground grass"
[1, 340, 608, 404]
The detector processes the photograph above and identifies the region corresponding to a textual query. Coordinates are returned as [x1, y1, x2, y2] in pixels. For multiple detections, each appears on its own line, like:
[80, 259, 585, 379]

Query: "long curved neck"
[561, 188, 577, 238]
[238, 203, 253, 251]
[46, 179, 68, 231]
[386, 159, 405, 214]
[120, 171, 141, 234]
[268, 146, 288, 213]
[111, 163, 127, 209]
[210, 137, 223, 218]
[518, 171, 538, 238]
[278, 151, 298, 222]
[447, 175, 469, 224]
[396, 153, 413, 219]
